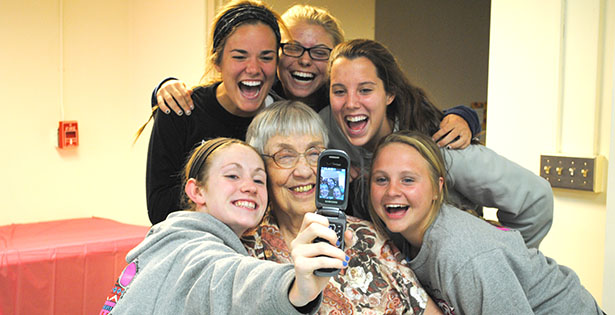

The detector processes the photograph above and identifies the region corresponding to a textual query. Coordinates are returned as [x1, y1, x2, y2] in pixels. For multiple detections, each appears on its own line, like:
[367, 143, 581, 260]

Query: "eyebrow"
[331, 81, 377, 87]
[253, 167, 266, 175]
[230, 49, 276, 55]
[358, 81, 378, 87]
[272, 141, 324, 151]
[289, 41, 331, 48]
[223, 163, 266, 174]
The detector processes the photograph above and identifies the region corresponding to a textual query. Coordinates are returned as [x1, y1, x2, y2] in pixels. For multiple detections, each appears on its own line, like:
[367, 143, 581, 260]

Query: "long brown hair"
[133, 0, 286, 144]
[328, 39, 444, 135]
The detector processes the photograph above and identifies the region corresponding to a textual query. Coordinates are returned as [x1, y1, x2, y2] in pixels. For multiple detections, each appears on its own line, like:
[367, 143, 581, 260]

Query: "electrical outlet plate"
[540, 155, 606, 192]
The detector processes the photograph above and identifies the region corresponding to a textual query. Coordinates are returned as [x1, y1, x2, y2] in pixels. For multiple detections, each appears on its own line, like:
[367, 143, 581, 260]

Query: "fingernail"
[345, 255, 350, 262]
[336, 240, 340, 247]
[343, 260, 348, 267]
[446, 145, 452, 150]
[165, 109, 171, 114]
[190, 105, 194, 110]
[186, 110, 191, 116]
[177, 110, 183, 116]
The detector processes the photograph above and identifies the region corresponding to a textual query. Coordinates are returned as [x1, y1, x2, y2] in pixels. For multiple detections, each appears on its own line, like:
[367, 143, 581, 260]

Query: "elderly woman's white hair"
[246, 100, 329, 154]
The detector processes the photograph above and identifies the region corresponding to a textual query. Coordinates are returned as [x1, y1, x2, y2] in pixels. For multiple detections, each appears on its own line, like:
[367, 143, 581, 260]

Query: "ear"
[185, 178, 207, 207]
[433, 176, 444, 200]
[385, 93, 395, 106]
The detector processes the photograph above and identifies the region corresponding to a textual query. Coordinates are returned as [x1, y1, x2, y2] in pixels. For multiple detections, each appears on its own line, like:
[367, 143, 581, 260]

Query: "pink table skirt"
[0, 217, 149, 315]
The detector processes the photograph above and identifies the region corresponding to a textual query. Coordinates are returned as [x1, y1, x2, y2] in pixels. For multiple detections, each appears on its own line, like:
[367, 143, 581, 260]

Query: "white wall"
[603, 0, 615, 309]
[488, 0, 613, 308]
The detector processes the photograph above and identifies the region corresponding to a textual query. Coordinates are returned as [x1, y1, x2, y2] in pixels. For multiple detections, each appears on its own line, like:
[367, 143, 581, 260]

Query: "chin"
[346, 136, 368, 148]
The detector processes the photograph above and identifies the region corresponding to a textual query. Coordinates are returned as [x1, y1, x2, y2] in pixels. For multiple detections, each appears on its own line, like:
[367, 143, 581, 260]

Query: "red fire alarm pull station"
[58, 120, 79, 148]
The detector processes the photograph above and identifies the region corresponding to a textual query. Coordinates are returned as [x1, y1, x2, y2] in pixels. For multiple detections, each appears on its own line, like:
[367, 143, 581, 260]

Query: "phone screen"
[316, 150, 350, 209]
[318, 166, 347, 202]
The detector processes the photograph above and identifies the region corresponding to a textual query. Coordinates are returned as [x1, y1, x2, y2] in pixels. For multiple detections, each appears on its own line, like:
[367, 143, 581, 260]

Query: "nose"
[241, 178, 258, 194]
[297, 50, 312, 66]
[385, 181, 401, 197]
[292, 156, 315, 178]
[346, 90, 360, 110]
[245, 57, 260, 75]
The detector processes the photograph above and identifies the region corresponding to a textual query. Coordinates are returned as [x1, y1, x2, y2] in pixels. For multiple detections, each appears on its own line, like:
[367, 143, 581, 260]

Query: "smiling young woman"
[145, 0, 285, 225]
[368, 131, 603, 314]
[103, 138, 349, 314]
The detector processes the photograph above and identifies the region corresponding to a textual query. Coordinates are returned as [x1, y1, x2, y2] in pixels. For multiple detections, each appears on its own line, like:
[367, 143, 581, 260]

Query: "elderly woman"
[243, 100, 441, 314]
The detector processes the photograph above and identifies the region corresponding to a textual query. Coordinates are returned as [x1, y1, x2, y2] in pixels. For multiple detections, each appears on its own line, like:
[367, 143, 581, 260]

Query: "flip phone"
[314, 149, 350, 277]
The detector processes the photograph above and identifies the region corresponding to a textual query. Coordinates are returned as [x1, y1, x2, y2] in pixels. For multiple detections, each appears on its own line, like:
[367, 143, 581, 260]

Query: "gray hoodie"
[107, 211, 320, 314]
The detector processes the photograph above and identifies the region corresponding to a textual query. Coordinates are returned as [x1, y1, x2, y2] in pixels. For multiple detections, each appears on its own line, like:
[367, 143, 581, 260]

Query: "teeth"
[385, 204, 408, 213]
[386, 204, 407, 209]
[292, 184, 313, 193]
[234, 200, 256, 209]
[241, 80, 261, 87]
[346, 115, 367, 123]
[292, 71, 314, 79]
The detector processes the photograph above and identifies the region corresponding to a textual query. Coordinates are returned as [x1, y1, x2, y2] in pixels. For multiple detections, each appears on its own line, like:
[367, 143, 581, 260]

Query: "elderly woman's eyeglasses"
[280, 43, 332, 61]
[263, 146, 325, 169]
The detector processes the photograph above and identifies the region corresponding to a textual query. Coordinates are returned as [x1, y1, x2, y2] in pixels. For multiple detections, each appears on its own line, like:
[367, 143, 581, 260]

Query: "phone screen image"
[318, 167, 347, 201]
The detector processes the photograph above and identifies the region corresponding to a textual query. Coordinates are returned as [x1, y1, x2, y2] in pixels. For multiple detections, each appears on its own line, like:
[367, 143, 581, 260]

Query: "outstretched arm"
[443, 145, 553, 248]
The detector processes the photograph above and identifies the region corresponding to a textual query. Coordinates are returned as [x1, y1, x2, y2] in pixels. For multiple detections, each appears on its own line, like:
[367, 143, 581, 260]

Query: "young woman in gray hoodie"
[101, 138, 350, 314]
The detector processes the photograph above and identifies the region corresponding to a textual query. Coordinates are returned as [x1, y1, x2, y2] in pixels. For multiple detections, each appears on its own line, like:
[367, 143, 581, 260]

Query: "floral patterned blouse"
[241, 212, 428, 314]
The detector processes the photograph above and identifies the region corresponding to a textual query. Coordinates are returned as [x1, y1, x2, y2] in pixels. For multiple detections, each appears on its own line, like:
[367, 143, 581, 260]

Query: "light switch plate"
[540, 155, 605, 192]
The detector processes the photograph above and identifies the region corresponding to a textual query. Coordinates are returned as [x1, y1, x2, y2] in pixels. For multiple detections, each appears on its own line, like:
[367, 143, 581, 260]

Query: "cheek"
[268, 173, 287, 195]
[314, 62, 328, 76]
[330, 96, 343, 113]
[258, 187, 268, 203]
[278, 57, 292, 72]
[220, 63, 239, 79]
[370, 185, 383, 204]
[263, 62, 277, 77]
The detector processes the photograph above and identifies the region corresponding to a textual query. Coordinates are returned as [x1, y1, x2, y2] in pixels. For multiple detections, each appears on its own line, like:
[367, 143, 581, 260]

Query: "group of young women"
[104, 0, 604, 314]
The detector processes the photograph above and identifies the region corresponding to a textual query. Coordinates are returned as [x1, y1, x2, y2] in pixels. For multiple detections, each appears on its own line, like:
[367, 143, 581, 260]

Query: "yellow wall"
[0, 0, 207, 226]
[267, 0, 375, 40]
[0, 0, 373, 227]
[488, 0, 614, 309]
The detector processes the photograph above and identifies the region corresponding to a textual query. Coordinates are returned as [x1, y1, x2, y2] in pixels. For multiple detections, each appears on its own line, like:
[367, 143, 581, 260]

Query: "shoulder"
[424, 206, 525, 267]
[190, 83, 222, 112]
[191, 83, 218, 98]
[162, 212, 248, 254]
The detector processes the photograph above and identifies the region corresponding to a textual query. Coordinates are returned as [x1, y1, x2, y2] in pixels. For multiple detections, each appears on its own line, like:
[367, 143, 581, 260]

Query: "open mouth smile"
[239, 80, 262, 99]
[291, 71, 315, 82]
[345, 115, 368, 133]
[384, 204, 409, 218]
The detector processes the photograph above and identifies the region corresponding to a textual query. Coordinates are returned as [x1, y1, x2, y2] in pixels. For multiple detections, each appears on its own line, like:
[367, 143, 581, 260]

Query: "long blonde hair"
[368, 130, 448, 237]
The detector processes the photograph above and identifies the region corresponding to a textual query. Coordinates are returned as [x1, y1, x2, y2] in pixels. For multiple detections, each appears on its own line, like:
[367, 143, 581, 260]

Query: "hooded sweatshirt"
[103, 211, 320, 315]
